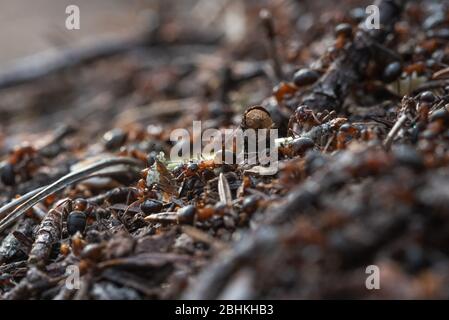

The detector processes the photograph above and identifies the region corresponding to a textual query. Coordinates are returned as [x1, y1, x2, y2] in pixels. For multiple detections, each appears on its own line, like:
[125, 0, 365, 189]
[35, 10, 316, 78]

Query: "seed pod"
[335, 23, 353, 38]
[383, 61, 402, 83]
[1, 163, 15, 186]
[67, 211, 87, 236]
[140, 199, 163, 215]
[293, 68, 320, 87]
[177, 205, 196, 225]
[103, 128, 127, 150]
[242, 106, 273, 130]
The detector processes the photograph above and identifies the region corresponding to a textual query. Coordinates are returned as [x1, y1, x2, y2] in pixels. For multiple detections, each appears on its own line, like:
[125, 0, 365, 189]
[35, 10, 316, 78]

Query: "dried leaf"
[155, 159, 178, 196]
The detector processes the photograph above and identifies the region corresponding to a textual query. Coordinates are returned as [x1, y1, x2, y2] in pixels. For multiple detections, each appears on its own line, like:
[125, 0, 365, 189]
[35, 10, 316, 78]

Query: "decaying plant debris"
[1, 0, 449, 299]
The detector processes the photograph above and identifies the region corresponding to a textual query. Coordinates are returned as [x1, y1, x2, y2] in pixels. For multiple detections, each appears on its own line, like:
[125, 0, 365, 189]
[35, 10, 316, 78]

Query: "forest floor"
[1, 0, 449, 299]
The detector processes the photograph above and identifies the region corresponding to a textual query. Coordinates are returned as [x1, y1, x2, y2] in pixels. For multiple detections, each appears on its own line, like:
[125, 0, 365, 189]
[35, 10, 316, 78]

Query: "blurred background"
[0, 0, 367, 155]
[0, 0, 368, 67]
[0, 0, 149, 68]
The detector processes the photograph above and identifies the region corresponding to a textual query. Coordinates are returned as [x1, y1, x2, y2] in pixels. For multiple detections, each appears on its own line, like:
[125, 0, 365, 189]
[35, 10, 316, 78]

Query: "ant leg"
[123, 198, 145, 216]
[310, 110, 322, 125]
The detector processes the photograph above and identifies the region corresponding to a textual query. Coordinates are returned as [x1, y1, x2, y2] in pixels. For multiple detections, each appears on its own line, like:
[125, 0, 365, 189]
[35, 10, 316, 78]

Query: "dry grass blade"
[0, 157, 144, 234]
[218, 173, 232, 206]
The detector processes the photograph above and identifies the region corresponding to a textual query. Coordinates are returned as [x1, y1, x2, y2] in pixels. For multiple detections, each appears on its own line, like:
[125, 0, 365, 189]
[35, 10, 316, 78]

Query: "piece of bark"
[3, 267, 54, 300]
[27, 208, 62, 268]
[0, 217, 36, 264]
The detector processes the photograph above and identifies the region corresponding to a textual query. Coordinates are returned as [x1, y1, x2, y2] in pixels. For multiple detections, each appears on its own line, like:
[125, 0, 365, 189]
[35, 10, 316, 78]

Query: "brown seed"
[242, 106, 273, 129]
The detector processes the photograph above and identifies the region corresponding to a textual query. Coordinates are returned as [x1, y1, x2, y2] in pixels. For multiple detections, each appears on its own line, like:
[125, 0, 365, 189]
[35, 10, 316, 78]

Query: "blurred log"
[0, 30, 221, 90]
